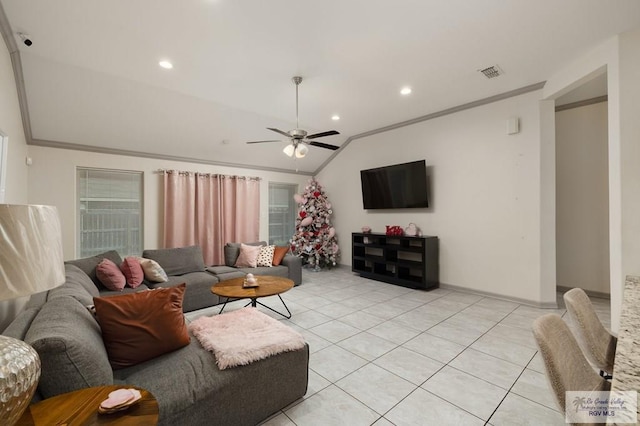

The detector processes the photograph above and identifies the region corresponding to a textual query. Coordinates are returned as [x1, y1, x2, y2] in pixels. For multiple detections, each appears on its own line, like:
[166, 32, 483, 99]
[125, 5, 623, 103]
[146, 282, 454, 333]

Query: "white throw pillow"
[257, 245, 275, 267]
[136, 257, 169, 282]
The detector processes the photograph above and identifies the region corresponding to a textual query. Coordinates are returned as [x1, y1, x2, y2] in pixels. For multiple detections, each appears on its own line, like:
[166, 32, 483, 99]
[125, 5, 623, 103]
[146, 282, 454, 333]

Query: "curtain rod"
[156, 169, 261, 181]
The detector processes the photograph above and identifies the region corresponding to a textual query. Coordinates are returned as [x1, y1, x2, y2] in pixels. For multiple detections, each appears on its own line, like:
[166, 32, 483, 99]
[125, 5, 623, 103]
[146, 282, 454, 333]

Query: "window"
[77, 168, 143, 258]
[268, 182, 297, 246]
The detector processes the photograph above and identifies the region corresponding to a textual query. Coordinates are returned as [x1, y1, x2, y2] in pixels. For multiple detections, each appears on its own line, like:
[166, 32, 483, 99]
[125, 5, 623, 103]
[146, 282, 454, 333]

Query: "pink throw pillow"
[96, 258, 126, 291]
[120, 257, 144, 288]
[234, 243, 261, 268]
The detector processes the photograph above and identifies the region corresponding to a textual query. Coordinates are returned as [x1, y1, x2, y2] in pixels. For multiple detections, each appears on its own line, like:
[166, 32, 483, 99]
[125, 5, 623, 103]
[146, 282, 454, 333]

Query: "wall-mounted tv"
[360, 160, 429, 209]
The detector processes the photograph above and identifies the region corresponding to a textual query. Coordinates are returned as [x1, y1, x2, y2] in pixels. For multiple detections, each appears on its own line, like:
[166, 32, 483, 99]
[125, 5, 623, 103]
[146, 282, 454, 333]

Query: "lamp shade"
[0, 204, 65, 300]
[295, 144, 308, 158]
[0, 204, 65, 425]
[283, 144, 295, 157]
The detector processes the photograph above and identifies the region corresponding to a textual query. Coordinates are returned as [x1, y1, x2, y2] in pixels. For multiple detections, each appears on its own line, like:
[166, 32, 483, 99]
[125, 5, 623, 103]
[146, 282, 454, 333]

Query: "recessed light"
[331, 115, 340, 121]
[159, 60, 173, 69]
[400, 87, 412, 95]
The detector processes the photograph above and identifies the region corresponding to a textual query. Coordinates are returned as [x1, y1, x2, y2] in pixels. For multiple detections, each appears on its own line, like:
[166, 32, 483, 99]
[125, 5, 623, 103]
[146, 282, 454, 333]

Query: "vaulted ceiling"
[1, 1, 639, 174]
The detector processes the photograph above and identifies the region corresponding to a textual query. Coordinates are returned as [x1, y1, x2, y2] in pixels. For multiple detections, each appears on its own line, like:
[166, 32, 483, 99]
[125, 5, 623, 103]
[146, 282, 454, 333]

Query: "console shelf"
[352, 232, 439, 290]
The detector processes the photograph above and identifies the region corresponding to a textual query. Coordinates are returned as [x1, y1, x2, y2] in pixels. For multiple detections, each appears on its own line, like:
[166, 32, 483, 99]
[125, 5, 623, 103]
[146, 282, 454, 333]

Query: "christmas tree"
[290, 178, 339, 269]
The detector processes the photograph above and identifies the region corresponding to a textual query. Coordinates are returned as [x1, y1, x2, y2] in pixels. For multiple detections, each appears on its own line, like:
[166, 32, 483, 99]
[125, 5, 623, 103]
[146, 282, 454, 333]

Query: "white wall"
[0, 38, 31, 331]
[317, 89, 555, 306]
[27, 145, 309, 261]
[0, 42, 28, 202]
[544, 36, 621, 329]
[556, 102, 609, 294]
[619, 28, 640, 312]
[544, 29, 640, 331]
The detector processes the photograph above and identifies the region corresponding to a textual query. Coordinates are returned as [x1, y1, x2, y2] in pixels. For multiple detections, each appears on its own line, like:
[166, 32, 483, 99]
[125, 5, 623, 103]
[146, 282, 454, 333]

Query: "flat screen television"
[360, 160, 429, 209]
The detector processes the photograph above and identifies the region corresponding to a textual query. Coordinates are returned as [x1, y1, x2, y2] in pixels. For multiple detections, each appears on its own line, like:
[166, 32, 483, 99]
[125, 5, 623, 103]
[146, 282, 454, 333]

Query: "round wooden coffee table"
[212, 275, 294, 318]
[17, 385, 158, 425]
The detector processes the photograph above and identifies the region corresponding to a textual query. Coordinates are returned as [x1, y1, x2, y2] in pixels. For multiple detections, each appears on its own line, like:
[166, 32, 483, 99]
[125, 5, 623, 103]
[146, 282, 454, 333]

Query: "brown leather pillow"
[93, 283, 190, 369]
[272, 246, 289, 266]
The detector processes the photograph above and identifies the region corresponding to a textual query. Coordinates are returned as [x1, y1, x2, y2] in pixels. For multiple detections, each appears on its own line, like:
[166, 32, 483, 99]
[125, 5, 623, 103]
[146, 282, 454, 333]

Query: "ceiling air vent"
[479, 65, 503, 79]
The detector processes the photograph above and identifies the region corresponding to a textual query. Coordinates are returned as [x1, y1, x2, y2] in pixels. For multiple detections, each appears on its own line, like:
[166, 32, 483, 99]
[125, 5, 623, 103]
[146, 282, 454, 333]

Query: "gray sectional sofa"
[66, 243, 302, 312]
[2, 245, 309, 425]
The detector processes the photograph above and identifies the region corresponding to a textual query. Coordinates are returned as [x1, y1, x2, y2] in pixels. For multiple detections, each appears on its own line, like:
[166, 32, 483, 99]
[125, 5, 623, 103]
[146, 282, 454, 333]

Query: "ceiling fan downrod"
[293, 76, 302, 129]
[244, 75, 340, 156]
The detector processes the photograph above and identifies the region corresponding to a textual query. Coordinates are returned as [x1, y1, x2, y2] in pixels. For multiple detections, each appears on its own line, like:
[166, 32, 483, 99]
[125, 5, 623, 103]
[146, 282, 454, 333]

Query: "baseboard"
[556, 285, 610, 300]
[342, 264, 561, 308]
[438, 282, 559, 309]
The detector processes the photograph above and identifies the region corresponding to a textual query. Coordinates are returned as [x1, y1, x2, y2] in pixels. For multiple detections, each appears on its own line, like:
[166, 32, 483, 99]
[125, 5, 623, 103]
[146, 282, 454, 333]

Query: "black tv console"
[352, 232, 439, 290]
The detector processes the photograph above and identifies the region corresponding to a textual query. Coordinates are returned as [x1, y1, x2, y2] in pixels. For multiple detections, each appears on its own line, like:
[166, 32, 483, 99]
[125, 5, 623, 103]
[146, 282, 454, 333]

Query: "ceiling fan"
[246, 76, 340, 158]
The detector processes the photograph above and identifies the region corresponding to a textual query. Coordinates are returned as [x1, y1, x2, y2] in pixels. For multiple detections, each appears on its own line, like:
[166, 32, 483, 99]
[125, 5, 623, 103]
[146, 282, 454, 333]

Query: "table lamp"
[0, 204, 65, 425]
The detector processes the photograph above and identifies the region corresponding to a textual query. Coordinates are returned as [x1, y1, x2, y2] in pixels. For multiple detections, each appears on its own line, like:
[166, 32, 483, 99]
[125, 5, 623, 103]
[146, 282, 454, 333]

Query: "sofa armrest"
[281, 254, 302, 286]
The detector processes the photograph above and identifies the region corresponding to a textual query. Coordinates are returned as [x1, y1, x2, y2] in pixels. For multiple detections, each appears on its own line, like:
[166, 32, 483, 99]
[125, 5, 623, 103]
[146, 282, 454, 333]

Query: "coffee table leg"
[242, 298, 258, 308]
[218, 298, 229, 314]
[255, 295, 292, 319]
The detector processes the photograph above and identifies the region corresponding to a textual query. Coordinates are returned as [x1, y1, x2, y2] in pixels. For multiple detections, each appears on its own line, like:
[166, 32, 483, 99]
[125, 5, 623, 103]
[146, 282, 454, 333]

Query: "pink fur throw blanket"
[188, 308, 306, 370]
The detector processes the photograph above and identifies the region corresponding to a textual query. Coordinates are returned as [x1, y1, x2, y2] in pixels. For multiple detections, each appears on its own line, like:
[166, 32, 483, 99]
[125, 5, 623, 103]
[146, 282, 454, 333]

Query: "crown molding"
[29, 138, 314, 176]
[314, 81, 546, 175]
[5, 2, 545, 180]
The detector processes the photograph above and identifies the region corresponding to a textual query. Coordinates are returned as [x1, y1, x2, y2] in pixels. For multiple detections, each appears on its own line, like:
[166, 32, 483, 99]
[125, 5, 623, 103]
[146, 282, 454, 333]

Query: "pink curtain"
[163, 170, 260, 265]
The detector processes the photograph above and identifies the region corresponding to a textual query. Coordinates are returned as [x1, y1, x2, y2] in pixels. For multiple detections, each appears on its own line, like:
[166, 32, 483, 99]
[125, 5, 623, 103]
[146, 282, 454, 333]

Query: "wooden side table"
[17, 385, 159, 426]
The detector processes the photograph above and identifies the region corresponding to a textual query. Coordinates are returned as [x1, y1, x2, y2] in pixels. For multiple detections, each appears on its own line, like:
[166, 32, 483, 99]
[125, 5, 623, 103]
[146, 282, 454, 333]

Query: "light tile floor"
[185, 267, 612, 426]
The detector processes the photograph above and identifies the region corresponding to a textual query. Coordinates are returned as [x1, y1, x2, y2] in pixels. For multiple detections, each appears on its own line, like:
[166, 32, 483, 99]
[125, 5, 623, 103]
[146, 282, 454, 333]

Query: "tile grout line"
[257, 270, 578, 425]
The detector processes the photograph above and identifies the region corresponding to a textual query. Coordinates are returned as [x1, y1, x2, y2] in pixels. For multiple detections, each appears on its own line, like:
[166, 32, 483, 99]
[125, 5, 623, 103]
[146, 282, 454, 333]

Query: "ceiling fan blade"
[246, 140, 282, 144]
[267, 127, 291, 138]
[306, 130, 340, 139]
[309, 141, 340, 151]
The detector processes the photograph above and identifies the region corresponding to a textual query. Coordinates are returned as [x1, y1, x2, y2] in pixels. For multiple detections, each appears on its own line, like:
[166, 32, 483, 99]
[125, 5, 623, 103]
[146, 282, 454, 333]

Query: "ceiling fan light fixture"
[246, 76, 341, 157]
[295, 144, 309, 158]
[283, 144, 295, 157]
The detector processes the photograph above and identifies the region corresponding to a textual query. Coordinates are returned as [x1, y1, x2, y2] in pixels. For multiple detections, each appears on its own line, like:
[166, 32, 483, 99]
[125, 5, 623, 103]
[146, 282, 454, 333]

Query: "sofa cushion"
[65, 250, 123, 289]
[142, 245, 206, 276]
[113, 338, 309, 426]
[149, 273, 220, 312]
[24, 296, 113, 398]
[234, 244, 261, 268]
[206, 265, 239, 275]
[120, 257, 144, 288]
[214, 271, 247, 282]
[257, 245, 275, 267]
[97, 285, 151, 298]
[224, 241, 266, 267]
[93, 283, 190, 369]
[206, 266, 246, 281]
[272, 246, 289, 266]
[2, 307, 41, 340]
[96, 258, 127, 291]
[238, 265, 289, 279]
[137, 257, 168, 282]
[47, 264, 100, 306]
